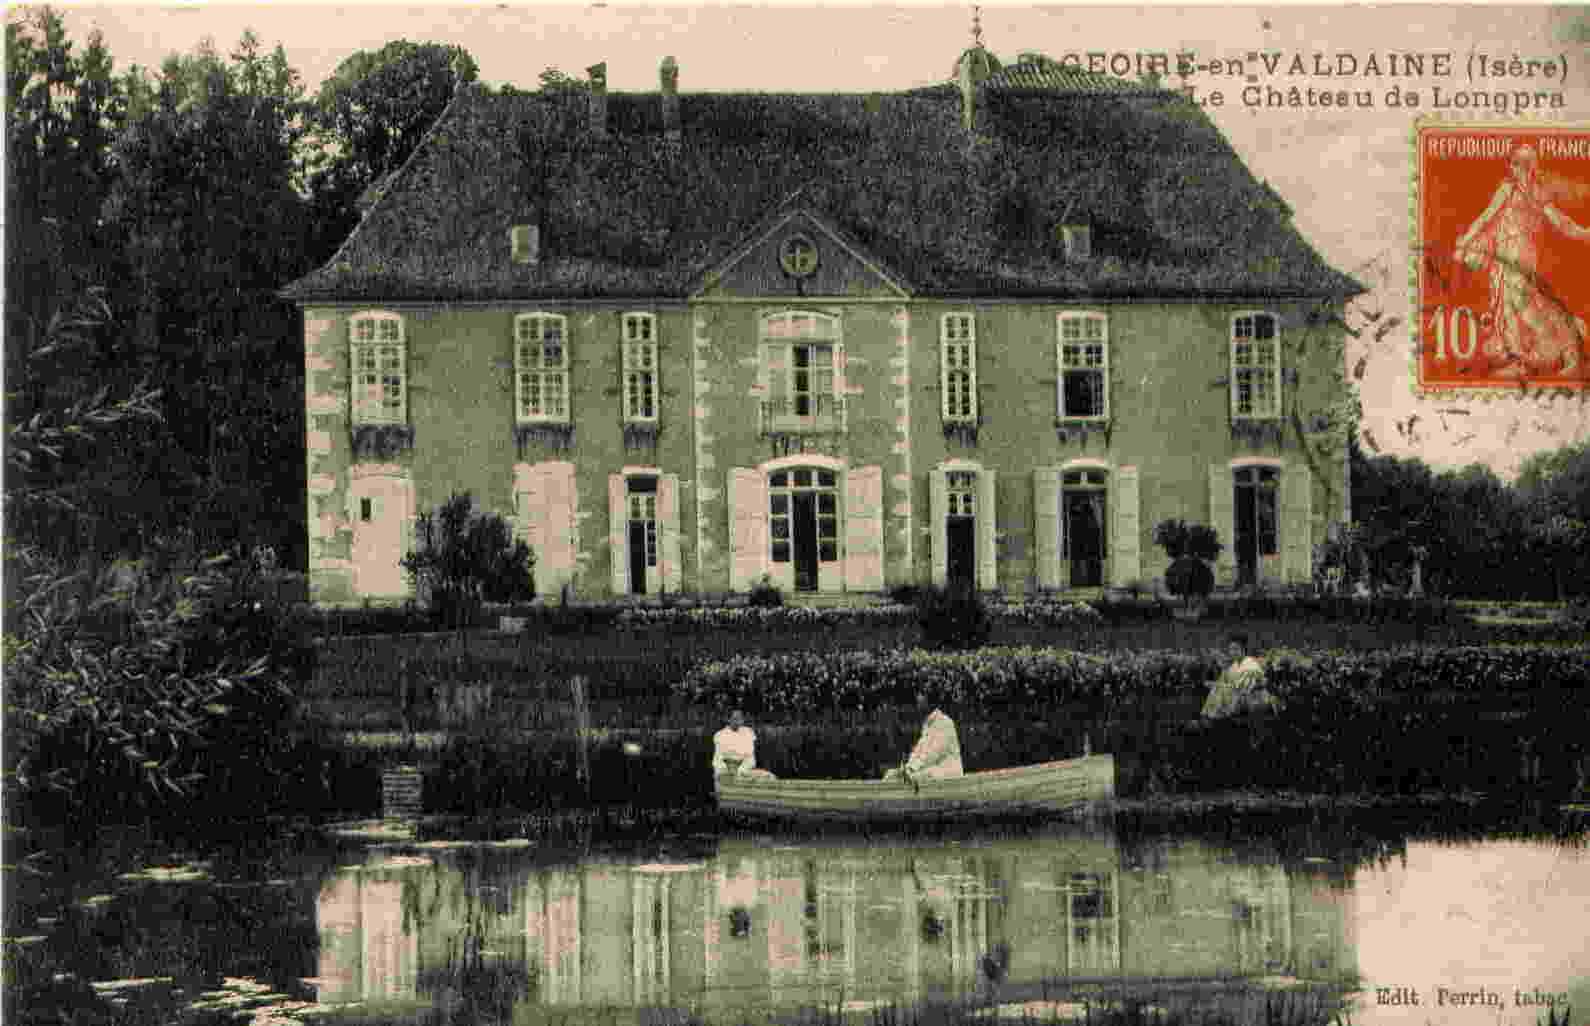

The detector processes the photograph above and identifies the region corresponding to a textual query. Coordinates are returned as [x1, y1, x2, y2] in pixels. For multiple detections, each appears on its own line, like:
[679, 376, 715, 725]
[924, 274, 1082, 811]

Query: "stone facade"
[301, 251, 1348, 604]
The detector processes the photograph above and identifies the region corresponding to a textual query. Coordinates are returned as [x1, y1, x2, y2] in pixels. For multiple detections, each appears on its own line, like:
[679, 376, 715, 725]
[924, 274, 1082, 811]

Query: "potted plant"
[1153, 519, 1223, 618]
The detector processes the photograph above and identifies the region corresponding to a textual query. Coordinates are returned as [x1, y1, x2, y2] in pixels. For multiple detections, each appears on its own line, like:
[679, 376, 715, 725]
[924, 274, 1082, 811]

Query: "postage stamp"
[1414, 121, 1590, 396]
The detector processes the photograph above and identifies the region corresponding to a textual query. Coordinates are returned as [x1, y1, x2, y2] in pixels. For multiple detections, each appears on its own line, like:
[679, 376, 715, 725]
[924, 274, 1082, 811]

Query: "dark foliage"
[401, 493, 535, 628]
[915, 587, 992, 650]
[746, 575, 785, 608]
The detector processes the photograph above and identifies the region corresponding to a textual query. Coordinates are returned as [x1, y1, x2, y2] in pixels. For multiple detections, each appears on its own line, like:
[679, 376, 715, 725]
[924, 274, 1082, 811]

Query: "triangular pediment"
[693, 208, 911, 300]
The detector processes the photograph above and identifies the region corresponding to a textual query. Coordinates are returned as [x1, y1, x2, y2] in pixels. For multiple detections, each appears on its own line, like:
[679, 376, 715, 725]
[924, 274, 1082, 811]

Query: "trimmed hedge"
[676, 647, 1225, 717]
[676, 644, 1590, 720]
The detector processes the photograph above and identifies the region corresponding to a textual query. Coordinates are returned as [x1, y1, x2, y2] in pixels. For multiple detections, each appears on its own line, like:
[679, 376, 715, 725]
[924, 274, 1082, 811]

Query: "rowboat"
[714, 754, 1115, 824]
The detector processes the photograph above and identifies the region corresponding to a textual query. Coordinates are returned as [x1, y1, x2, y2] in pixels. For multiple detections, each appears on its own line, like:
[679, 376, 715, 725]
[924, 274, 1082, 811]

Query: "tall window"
[761, 311, 844, 431]
[350, 312, 406, 424]
[516, 313, 569, 422]
[946, 470, 977, 518]
[622, 313, 658, 422]
[1058, 313, 1109, 420]
[627, 476, 658, 572]
[941, 313, 977, 422]
[1231, 313, 1280, 419]
[768, 467, 838, 569]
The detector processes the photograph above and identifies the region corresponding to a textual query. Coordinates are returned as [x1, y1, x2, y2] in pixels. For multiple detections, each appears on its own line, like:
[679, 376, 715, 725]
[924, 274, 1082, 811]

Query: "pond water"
[6, 806, 1587, 1026]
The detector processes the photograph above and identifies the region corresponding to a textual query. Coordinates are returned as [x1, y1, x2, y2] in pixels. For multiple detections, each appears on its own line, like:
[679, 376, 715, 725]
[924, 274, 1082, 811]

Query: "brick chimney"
[660, 56, 680, 146]
[587, 62, 607, 137]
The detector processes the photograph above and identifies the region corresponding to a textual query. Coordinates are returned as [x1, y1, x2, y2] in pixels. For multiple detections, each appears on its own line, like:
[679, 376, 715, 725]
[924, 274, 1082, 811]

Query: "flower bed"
[676, 644, 1590, 719]
[615, 598, 1103, 630]
[676, 646, 1223, 716]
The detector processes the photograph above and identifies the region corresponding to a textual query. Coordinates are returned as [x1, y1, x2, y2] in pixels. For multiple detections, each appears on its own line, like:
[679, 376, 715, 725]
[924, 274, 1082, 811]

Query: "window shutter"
[1112, 466, 1141, 588]
[1033, 469, 1061, 591]
[728, 468, 767, 592]
[659, 473, 682, 593]
[977, 470, 997, 592]
[1282, 464, 1312, 585]
[844, 465, 885, 592]
[531, 462, 576, 595]
[1209, 464, 1236, 590]
[929, 467, 949, 589]
[608, 474, 627, 596]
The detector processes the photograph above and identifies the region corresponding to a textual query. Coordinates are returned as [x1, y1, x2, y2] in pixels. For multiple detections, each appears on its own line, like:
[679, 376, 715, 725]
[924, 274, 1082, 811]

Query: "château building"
[282, 48, 1361, 605]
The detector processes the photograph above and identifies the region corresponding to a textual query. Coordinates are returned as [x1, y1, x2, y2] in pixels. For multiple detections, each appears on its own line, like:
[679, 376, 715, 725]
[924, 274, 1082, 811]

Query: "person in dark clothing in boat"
[885, 696, 964, 782]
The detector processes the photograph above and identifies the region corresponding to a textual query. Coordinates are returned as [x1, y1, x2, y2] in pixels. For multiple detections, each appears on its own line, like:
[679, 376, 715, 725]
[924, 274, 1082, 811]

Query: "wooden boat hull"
[715, 754, 1115, 824]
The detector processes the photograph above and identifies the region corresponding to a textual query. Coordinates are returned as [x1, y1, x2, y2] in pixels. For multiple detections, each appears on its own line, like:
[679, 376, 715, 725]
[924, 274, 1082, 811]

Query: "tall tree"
[102, 31, 313, 559]
[305, 40, 478, 261]
[1516, 439, 1590, 600]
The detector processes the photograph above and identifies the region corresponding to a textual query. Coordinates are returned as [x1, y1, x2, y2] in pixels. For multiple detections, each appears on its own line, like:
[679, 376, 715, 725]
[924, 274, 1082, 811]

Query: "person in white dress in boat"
[712, 710, 775, 779]
[885, 697, 964, 782]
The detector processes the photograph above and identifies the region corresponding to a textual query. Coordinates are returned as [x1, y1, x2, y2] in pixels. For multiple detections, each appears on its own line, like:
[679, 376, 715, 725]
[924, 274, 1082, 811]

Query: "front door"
[1234, 466, 1278, 588]
[769, 468, 840, 593]
[946, 470, 977, 592]
[1062, 468, 1108, 588]
[792, 491, 819, 592]
[1064, 493, 1105, 587]
[627, 480, 658, 595]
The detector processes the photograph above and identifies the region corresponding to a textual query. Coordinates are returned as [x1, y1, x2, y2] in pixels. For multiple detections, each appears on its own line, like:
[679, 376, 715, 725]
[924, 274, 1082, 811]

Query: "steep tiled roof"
[282, 82, 1362, 303]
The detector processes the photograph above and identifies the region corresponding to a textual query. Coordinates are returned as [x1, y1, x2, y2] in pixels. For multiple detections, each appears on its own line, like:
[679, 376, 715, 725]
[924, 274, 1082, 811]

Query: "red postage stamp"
[1414, 121, 1590, 394]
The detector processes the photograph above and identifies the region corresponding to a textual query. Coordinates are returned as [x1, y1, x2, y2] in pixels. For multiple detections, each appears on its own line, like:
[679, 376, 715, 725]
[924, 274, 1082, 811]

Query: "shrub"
[916, 586, 992, 650]
[675, 646, 1224, 717]
[402, 492, 534, 628]
[1154, 519, 1222, 602]
[4, 547, 315, 825]
[746, 573, 784, 608]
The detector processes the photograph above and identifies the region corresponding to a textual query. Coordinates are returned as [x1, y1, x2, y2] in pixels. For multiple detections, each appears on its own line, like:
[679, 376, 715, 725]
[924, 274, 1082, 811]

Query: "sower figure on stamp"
[1455, 143, 1590, 378]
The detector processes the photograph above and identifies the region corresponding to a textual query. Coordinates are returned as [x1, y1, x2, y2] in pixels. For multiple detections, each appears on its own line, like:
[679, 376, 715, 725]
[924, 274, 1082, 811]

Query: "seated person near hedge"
[884, 697, 964, 781]
[712, 710, 775, 779]
[1200, 634, 1278, 719]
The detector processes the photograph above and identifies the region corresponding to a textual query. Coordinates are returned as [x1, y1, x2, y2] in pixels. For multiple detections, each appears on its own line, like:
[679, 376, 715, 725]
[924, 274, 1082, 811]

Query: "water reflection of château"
[315, 827, 1357, 1013]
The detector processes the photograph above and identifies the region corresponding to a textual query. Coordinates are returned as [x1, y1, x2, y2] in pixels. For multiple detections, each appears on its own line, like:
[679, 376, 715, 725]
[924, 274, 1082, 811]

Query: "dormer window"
[515, 313, 568, 422]
[510, 224, 540, 266]
[1061, 224, 1092, 262]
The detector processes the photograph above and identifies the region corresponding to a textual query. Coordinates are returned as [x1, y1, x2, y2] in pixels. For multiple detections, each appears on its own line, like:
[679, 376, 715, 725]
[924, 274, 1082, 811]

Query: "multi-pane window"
[622, 313, 658, 422]
[1231, 313, 1280, 418]
[941, 313, 977, 422]
[768, 468, 838, 564]
[350, 312, 406, 424]
[516, 313, 569, 422]
[627, 477, 658, 569]
[761, 312, 843, 428]
[1235, 465, 1279, 555]
[1058, 313, 1109, 419]
[946, 470, 978, 518]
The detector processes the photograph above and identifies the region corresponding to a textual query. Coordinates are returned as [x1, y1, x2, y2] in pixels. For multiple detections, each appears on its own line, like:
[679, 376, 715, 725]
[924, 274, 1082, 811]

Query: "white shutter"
[844, 465, 885, 592]
[930, 467, 949, 589]
[728, 468, 767, 592]
[1282, 463, 1313, 585]
[1112, 466, 1141, 588]
[977, 469, 997, 592]
[1209, 464, 1236, 590]
[659, 473, 682, 593]
[1034, 469, 1061, 592]
[609, 473, 627, 596]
